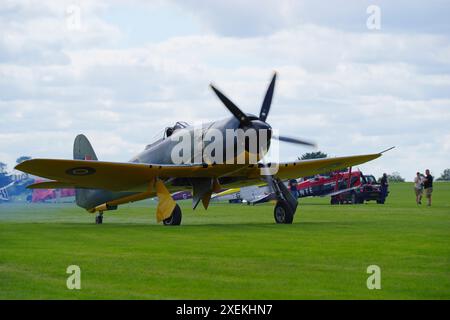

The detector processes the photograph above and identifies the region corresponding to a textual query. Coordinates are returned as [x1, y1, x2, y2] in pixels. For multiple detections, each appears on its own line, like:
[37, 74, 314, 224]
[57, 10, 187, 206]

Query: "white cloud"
[169, 0, 450, 36]
[0, 0, 449, 181]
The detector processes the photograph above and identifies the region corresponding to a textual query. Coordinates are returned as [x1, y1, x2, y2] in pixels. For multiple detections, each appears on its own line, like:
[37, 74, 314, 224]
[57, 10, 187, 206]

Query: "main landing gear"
[95, 212, 103, 224]
[274, 200, 295, 224]
[163, 204, 182, 226]
[267, 176, 298, 224]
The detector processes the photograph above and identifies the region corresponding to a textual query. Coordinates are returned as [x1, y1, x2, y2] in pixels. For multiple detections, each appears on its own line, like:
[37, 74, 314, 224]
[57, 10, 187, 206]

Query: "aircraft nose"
[243, 120, 272, 154]
[249, 119, 272, 141]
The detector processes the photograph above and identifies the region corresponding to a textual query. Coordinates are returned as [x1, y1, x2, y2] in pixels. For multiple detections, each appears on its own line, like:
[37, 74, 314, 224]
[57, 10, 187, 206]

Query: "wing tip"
[380, 146, 396, 154]
[15, 160, 29, 172]
[15, 158, 42, 173]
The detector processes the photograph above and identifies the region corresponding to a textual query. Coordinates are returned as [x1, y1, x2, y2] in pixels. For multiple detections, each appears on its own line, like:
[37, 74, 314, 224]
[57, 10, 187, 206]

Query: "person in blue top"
[288, 179, 299, 199]
[379, 173, 389, 204]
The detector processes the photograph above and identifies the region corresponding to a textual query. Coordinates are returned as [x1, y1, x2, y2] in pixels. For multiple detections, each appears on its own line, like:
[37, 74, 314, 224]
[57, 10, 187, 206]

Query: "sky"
[1, 0, 449, 181]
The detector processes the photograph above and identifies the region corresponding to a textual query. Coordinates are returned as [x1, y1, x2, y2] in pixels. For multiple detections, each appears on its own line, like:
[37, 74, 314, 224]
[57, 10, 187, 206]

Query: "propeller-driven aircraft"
[16, 73, 382, 225]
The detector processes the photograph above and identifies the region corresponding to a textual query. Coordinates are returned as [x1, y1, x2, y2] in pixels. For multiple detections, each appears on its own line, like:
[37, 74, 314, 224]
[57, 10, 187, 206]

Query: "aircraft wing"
[212, 188, 240, 198]
[16, 153, 381, 192]
[16, 159, 248, 192]
[265, 153, 381, 181]
[249, 193, 275, 205]
[27, 181, 80, 189]
[326, 186, 360, 197]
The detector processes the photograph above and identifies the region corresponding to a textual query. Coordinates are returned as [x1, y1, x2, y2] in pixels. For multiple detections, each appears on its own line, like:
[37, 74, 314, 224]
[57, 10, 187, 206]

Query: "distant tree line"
[379, 172, 405, 183]
[299, 151, 328, 160]
[376, 169, 450, 183]
[299, 152, 449, 183]
[16, 156, 32, 164]
[436, 168, 450, 181]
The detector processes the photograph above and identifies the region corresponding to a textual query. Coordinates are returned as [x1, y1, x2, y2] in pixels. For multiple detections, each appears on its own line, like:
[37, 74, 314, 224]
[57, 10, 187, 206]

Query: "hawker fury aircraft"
[16, 73, 382, 225]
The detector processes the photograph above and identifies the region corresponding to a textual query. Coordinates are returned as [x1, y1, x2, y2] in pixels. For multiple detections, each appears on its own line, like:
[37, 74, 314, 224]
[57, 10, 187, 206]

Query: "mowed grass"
[0, 183, 449, 300]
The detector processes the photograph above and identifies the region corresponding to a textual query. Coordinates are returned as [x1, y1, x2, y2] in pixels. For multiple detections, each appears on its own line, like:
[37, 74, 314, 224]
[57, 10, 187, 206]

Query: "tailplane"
[74, 134, 97, 208]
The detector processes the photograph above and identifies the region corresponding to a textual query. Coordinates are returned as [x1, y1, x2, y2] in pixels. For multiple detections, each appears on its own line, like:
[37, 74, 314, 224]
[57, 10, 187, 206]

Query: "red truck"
[296, 168, 387, 205]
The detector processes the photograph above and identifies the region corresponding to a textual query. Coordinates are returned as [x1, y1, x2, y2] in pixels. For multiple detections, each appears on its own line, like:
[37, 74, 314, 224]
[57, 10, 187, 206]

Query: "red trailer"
[296, 168, 387, 204]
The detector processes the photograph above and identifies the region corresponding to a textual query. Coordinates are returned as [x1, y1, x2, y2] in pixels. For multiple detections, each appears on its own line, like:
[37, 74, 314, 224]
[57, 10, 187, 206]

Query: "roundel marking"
[66, 167, 96, 176]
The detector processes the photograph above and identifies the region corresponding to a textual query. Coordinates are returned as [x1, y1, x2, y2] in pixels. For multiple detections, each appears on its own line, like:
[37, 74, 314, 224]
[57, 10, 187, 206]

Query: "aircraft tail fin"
[73, 134, 97, 209]
[74, 134, 98, 161]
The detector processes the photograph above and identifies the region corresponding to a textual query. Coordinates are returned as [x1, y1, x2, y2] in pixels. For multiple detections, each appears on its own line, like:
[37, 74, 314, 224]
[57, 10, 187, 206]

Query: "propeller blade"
[210, 84, 250, 125]
[259, 73, 277, 122]
[273, 135, 316, 147]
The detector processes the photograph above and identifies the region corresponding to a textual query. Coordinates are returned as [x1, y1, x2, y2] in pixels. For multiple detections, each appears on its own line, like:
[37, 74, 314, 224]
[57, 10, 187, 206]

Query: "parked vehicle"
[296, 169, 388, 204]
[329, 172, 388, 205]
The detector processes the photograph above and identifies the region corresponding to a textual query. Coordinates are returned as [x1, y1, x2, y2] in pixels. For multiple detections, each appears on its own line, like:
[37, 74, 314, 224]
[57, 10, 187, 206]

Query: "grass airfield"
[0, 182, 449, 299]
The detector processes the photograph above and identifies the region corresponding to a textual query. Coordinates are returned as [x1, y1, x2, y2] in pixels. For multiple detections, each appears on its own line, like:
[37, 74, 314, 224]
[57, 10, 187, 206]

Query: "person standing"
[423, 169, 434, 206]
[414, 172, 424, 205]
[379, 173, 388, 204]
[288, 179, 299, 199]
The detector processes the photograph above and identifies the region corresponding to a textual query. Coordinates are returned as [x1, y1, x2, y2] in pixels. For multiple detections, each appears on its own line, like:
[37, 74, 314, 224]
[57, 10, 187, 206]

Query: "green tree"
[299, 151, 329, 178]
[16, 156, 32, 164]
[380, 172, 405, 183]
[299, 151, 327, 160]
[437, 168, 450, 181]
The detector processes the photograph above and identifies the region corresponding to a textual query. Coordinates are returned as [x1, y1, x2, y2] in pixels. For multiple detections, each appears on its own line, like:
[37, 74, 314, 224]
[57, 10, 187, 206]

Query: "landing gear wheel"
[274, 200, 294, 224]
[95, 213, 103, 224]
[330, 197, 339, 205]
[163, 204, 182, 226]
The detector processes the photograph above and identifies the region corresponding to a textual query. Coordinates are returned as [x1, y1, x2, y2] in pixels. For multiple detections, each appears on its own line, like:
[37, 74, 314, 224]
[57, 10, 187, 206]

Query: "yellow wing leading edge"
[17, 153, 381, 192]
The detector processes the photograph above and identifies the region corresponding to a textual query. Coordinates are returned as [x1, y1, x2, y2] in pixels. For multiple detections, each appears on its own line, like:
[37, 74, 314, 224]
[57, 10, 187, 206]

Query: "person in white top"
[414, 172, 424, 205]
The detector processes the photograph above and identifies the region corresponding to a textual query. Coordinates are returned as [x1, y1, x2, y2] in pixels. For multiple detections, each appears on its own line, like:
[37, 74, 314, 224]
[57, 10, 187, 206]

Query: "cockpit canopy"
[164, 121, 189, 138]
[145, 121, 190, 150]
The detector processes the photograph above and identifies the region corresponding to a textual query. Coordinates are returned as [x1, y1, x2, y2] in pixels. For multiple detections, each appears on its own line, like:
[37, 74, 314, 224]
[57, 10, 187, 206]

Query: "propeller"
[272, 135, 316, 147]
[210, 85, 251, 126]
[259, 73, 276, 122]
[210, 72, 316, 148]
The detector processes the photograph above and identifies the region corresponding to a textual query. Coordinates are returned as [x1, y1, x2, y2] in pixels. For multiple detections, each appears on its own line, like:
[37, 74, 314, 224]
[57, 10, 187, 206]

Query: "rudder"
[74, 134, 98, 208]
[74, 134, 98, 161]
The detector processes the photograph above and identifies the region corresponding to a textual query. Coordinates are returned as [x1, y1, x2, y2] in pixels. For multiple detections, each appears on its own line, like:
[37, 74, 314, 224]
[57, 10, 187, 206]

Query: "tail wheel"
[274, 200, 294, 224]
[163, 204, 182, 226]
